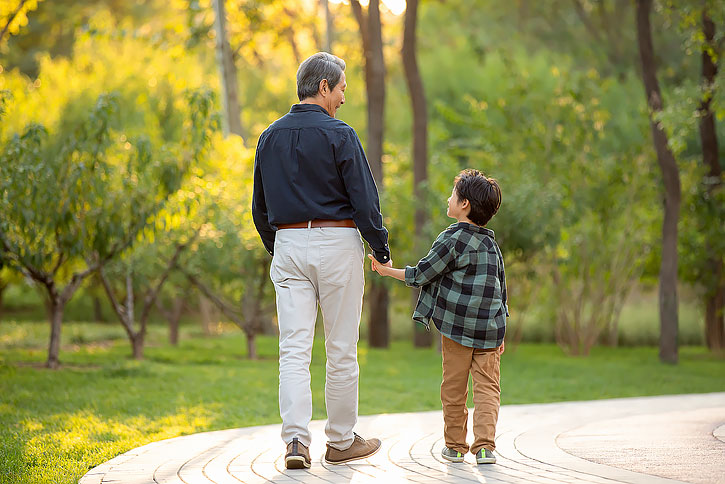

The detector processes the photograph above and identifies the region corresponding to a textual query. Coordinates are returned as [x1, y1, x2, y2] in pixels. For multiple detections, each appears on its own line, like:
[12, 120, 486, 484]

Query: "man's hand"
[367, 254, 389, 275]
[499, 340, 505, 355]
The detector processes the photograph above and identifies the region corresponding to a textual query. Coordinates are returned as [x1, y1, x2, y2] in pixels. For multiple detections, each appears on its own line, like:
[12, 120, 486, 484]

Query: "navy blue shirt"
[252, 103, 391, 263]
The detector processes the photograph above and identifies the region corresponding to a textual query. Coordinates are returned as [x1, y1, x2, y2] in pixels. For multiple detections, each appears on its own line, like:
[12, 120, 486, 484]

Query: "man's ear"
[319, 79, 328, 95]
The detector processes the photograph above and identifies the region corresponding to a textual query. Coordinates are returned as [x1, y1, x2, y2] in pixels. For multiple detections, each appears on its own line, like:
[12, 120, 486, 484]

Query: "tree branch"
[180, 267, 244, 328]
[51, 252, 66, 278]
[139, 231, 198, 326]
[98, 267, 134, 338]
[572, 0, 604, 45]
[59, 265, 98, 304]
[0, 0, 28, 44]
[0, 229, 51, 285]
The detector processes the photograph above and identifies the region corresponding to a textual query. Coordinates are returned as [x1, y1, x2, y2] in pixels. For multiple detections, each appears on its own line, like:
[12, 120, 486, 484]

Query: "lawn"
[0, 320, 723, 484]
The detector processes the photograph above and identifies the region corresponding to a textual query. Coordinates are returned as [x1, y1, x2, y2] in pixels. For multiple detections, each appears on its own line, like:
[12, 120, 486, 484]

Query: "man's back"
[253, 103, 389, 263]
[256, 104, 358, 226]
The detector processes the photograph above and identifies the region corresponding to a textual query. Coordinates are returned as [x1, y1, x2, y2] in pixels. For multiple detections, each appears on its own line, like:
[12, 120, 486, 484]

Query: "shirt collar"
[290, 103, 330, 116]
[449, 221, 495, 238]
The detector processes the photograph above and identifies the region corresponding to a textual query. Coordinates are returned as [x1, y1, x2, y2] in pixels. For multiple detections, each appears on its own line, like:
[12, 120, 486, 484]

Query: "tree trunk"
[213, 0, 243, 138]
[705, 271, 725, 351]
[168, 296, 183, 345]
[365, 0, 385, 185]
[353, 0, 390, 348]
[402, 0, 431, 348]
[368, 281, 389, 348]
[131, 333, 144, 360]
[698, 11, 724, 352]
[0, 282, 5, 322]
[93, 296, 104, 322]
[199, 293, 214, 336]
[635, 0, 680, 364]
[47, 294, 63, 369]
[246, 331, 257, 360]
[322, 0, 333, 52]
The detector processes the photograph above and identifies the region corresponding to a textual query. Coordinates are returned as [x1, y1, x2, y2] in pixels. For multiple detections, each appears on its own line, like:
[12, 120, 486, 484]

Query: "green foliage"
[0, 0, 162, 76]
[0, 87, 216, 285]
[420, 46, 660, 353]
[680, 164, 725, 292]
[1, 0, 723, 351]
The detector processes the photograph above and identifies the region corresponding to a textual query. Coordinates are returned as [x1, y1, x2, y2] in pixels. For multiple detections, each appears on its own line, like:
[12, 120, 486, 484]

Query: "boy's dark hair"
[454, 169, 501, 226]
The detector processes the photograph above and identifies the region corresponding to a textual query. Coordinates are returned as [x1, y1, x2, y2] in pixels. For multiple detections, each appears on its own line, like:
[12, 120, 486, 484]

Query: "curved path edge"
[80, 392, 725, 484]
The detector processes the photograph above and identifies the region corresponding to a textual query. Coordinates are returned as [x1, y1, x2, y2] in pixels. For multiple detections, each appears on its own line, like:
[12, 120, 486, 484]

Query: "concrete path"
[80, 393, 725, 484]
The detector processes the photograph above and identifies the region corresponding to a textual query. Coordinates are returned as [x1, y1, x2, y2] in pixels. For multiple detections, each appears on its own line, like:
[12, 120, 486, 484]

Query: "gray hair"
[296, 52, 346, 101]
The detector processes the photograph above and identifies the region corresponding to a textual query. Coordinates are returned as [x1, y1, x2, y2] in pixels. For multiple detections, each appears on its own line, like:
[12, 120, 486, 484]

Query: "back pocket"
[319, 249, 356, 287]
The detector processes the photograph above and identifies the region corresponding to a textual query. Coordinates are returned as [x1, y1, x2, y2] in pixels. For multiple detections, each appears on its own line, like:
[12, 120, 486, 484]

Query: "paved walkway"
[80, 392, 725, 484]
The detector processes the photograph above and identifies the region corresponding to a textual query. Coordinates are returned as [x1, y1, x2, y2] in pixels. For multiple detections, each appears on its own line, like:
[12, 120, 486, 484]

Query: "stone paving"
[79, 392, 725, 484]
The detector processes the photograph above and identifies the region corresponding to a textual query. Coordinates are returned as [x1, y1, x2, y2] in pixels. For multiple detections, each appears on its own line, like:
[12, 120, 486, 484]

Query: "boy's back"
[405, 221, 507, 349]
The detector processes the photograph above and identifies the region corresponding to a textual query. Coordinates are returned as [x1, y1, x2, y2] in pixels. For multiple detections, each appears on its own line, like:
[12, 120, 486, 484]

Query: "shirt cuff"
[373, 247, 391, 264]
[404, 266, 417, 287]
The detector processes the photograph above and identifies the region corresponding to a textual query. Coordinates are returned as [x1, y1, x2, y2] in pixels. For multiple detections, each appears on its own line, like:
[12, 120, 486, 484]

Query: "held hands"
[367, 256, 406, 282]
[367, 254, 392, 276]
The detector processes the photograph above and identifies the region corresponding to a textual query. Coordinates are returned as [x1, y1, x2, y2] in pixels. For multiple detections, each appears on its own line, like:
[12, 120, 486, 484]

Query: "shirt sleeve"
[251, 137, 276, 256]
[336, 129, 391, 264]
[404, 236, 456, 288]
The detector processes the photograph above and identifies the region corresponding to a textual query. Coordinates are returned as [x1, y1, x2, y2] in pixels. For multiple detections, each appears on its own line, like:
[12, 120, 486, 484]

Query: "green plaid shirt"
[405, 222, 508, 349]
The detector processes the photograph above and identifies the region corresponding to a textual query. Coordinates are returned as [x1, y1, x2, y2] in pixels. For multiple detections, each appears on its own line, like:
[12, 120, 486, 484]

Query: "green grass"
[0, 321, 723, 484]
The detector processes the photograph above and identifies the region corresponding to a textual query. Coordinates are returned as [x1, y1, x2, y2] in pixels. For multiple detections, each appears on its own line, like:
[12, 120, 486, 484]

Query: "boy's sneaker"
[324, 433, 381, 464]
[285, 437, 311, 469]
[441, 446, 465, 463]
[475, 448, 496, 464]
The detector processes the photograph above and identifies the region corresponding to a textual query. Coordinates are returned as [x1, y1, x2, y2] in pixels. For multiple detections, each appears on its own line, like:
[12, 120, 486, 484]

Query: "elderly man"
[252, 52, 391, 469]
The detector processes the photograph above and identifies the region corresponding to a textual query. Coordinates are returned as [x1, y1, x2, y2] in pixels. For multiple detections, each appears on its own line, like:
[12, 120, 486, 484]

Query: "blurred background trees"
[1, 0, 723, 367]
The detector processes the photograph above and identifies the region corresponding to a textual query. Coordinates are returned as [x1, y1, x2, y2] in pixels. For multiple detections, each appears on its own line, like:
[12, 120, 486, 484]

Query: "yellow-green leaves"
[0, 0, 43, 41]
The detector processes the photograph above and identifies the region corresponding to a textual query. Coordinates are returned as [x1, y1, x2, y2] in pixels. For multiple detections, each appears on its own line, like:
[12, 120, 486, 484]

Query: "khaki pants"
[440, 334, 501, 455]
[270, 227, 365, 450]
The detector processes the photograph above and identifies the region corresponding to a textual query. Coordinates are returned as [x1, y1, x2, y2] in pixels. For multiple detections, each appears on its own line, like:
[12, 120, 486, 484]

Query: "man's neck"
[300, 98, 330, 116]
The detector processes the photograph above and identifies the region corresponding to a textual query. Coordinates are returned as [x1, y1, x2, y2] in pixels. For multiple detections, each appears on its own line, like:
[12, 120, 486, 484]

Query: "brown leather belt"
[277, 219, 356, 229]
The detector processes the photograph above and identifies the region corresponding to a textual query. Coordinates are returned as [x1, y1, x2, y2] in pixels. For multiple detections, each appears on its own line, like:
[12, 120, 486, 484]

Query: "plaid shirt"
[404, 222, 508, 349]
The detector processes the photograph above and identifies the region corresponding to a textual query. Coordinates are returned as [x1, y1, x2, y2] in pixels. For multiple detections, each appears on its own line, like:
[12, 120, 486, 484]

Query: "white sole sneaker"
[441, 447, 465, 463]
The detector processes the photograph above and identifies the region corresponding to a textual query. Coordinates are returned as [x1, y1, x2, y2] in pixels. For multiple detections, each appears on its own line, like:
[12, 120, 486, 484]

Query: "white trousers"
[270, 227, 365, 450]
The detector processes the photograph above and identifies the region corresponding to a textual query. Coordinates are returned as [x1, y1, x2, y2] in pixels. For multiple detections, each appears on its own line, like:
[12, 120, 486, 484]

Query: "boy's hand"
[367, 256, 405, 281]
[499, 341, 505, 355]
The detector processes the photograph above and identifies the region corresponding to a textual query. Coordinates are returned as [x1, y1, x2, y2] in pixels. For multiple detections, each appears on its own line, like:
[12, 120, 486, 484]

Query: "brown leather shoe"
[324, 433, 381, 464]
[285, 437, 311, 469]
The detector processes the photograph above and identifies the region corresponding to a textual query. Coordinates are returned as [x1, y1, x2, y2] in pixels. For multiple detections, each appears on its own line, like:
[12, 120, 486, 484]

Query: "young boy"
[369, 168, 507, 465]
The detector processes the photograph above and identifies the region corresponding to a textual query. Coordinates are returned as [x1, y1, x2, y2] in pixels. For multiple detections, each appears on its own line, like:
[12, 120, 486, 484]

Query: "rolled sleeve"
[337, 129, 390, 263]
[404, 238, 456, 288]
